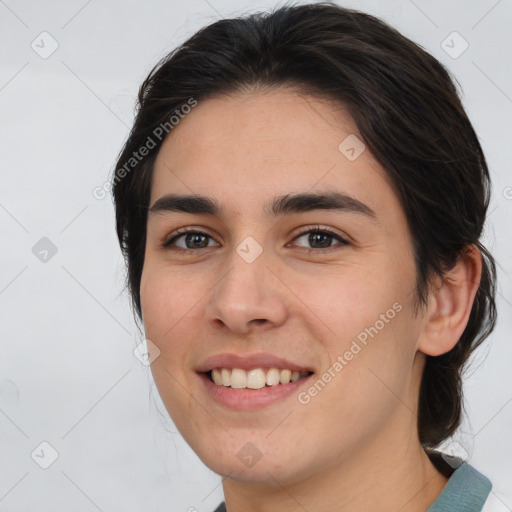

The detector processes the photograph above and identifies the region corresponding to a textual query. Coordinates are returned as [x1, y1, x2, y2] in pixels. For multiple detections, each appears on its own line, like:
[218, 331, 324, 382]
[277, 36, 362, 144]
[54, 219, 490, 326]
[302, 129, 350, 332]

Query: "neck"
[221, 419, 450, 512]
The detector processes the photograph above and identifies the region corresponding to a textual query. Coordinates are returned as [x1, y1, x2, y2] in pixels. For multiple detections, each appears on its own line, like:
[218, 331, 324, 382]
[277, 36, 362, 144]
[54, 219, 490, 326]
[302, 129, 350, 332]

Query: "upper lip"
[195, 353, 314, 373]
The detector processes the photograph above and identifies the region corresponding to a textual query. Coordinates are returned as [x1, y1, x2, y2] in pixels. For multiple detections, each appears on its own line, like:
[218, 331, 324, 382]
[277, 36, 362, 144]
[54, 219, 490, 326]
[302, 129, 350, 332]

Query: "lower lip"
[198, 372, 314, 410]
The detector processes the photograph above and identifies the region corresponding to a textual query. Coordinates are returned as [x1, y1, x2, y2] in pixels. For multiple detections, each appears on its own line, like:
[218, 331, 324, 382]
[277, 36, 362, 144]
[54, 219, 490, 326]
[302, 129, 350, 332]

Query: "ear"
[417, 245, 482, 357]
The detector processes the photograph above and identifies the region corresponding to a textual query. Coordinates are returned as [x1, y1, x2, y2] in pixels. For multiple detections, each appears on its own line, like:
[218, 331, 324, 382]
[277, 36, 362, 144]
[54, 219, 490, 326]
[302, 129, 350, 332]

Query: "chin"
[192, 439, 313, 486]
[206, 458, 297, 484]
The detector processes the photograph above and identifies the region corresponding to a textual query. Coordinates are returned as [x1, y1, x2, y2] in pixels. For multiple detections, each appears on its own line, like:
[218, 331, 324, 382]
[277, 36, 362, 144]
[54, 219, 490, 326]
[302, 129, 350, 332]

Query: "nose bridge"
[214, 236, 268, 307]
[206, 234, 288, 331]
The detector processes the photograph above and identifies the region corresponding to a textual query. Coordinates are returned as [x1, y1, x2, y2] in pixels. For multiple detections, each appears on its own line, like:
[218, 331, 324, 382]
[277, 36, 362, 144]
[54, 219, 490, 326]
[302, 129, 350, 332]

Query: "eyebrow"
[148, 191, 377, 221]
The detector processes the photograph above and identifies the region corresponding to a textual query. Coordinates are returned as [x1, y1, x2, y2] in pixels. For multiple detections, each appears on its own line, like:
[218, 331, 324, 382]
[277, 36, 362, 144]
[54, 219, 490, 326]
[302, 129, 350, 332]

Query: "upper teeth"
[210, 368, 310, 389]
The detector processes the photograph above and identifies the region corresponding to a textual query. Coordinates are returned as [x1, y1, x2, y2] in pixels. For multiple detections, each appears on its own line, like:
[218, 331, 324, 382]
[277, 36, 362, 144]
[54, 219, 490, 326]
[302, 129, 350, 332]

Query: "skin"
[140, 87, 482, 512]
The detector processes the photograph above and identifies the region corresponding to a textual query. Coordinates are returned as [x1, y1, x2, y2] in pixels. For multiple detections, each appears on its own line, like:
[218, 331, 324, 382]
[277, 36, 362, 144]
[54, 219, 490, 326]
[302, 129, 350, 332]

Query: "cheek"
[304, 261, 418, 405]
[291, 261, 396, 336]
[140, 268, 202, 429]
[139, 267, 201, 363]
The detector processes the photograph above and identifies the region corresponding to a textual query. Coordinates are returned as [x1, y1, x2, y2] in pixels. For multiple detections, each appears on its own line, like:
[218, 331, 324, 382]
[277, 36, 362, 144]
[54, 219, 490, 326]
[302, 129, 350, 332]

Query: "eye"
[161, 225, 349, 253]
[288, 225, 349, 252]
[161, 228, 219, 251]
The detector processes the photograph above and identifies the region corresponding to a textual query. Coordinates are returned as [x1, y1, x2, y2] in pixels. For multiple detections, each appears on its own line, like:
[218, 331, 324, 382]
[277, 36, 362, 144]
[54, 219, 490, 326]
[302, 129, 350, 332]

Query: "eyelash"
[161, 225, 349, 254]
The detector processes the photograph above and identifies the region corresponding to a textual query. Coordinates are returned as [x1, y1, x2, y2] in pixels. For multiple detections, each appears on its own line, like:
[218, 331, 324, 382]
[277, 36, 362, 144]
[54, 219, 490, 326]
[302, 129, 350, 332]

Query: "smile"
[209, 367, 313, 389]
[199, 369, 315, 410]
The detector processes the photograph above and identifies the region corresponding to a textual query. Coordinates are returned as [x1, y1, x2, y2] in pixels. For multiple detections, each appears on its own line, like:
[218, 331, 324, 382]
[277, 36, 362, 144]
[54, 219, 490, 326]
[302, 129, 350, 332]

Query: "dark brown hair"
[111, 1, 497, 449]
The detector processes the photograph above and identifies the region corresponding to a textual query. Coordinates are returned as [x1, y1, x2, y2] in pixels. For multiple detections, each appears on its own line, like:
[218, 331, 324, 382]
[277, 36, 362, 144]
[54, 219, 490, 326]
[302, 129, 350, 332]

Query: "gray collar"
[426, 461, 492, 512]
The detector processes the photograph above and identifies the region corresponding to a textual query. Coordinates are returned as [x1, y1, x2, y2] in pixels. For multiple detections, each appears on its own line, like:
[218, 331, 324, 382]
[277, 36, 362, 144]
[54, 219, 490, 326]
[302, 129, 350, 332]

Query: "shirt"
[212, 460, 492, 512]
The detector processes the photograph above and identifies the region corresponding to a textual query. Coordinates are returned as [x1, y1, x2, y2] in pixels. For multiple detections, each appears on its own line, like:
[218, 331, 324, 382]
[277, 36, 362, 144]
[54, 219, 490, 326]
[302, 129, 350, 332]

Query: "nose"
[205, 246, 288, 334]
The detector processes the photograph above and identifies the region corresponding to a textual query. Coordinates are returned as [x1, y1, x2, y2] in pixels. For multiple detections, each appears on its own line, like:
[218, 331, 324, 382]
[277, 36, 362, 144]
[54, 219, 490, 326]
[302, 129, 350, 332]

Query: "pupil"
[310, 232, 331, 248]
[187, 233, 208, 249]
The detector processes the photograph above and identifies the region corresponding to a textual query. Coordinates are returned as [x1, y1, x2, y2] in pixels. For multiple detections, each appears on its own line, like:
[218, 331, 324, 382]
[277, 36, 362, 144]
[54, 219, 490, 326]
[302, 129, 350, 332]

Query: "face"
[140, 88, 427, 485]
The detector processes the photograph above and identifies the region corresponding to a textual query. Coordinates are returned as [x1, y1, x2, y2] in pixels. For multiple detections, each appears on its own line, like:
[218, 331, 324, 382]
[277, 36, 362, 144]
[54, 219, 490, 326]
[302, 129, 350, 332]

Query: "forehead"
[150, 88, 398, 221]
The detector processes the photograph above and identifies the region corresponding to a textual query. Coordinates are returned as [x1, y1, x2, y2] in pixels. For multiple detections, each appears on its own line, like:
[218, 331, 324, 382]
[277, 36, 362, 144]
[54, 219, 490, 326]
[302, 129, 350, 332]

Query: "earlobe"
[417, 245, 482, 357]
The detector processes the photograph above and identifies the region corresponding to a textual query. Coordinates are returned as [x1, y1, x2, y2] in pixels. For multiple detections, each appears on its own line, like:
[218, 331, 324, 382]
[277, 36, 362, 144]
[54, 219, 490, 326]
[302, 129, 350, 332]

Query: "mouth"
[198, 367, 315, 410]
[204, 367, 314, 389]
[195, 352, 316, 409]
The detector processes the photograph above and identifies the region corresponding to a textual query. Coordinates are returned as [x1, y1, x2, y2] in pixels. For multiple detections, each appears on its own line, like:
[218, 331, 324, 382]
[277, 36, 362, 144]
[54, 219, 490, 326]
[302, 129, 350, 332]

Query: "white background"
[1, 0, 511, 510]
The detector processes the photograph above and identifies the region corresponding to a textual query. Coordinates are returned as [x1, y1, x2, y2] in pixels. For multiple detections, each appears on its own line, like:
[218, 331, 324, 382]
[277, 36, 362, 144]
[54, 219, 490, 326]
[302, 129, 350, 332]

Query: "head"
[112, 1, 496, 481]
